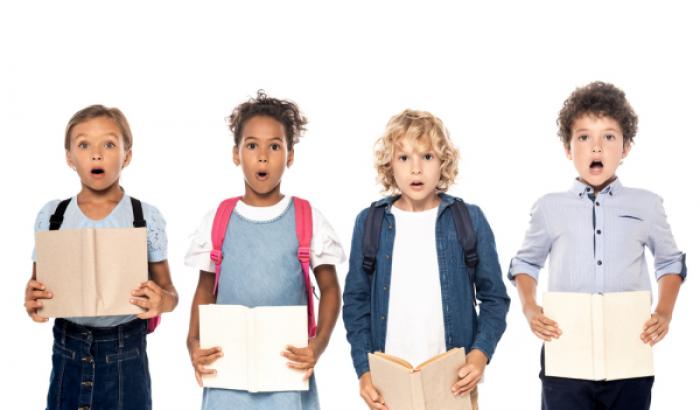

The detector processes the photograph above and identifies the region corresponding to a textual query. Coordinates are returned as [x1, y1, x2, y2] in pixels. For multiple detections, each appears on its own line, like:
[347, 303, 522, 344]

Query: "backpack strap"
[210, 197, 241, 295]
[130, 197, 147, 228]
[129, 196, 161, 333]
[450, 200, 479, 305]
[49, 198, 72, 230]
[293, 197, 317, 338]
[361, 201, 388, 275]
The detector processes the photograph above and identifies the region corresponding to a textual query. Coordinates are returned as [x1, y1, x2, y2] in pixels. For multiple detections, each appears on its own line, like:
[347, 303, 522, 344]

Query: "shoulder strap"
[130, 197, 147, 228]
[210, 197, 241, 295]
[361, 201, 387, 275]
[293, 197, 316, 338]
[49, 198, 72, 230]
[450, 200, 478, 305]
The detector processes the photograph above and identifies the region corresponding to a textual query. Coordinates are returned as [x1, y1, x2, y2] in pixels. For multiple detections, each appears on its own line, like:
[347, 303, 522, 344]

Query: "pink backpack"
[209, 196, 317, 338]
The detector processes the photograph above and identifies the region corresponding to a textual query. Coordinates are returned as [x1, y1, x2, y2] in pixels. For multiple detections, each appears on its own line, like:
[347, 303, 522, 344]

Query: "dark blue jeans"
[540, 347, 653, 410]
[47, 318, 151, 410]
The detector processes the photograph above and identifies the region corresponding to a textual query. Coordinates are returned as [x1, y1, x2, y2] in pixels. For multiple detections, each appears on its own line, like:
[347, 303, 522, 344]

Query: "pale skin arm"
[515, 274, 562, 341]
[282, 264, 341, 381]
[642, 274, 682, 345]
[130, 260, 178, 318]
[186, 271, 220, 387]
[24, 263, 51, 322]
[359, 371, 388, 410]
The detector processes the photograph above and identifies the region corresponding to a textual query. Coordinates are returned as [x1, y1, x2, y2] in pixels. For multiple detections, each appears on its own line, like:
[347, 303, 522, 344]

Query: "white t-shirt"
[384, 205, 446, 366]
[184, 195, 346, 272]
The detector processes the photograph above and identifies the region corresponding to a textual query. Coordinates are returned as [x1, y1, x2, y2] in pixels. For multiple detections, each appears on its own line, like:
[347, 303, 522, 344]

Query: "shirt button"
[597, 260, 602, 266]
[387, 224, 393, 230]
[596, 229, 601, 234]
[586, 187, 591, 192]
[595, 202, 600, 206]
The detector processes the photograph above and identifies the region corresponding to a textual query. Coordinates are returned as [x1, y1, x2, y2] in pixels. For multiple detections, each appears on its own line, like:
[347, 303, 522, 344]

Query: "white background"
[1, 1, 698, 409]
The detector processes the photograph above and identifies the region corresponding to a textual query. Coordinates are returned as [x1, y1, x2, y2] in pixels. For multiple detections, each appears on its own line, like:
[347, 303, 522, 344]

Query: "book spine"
[248, 308, 256, 393]
[410, 372, 426, 410]
[83, 229, 97, 316]
[592, 294, 605, 380]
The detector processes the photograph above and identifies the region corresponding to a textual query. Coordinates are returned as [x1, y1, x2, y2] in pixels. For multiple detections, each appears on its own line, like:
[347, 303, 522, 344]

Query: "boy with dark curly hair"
[509, 82, 686, 410]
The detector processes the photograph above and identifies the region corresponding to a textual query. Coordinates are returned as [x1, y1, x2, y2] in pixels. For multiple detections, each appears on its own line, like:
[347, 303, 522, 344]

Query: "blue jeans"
[47, 318, 151, 410]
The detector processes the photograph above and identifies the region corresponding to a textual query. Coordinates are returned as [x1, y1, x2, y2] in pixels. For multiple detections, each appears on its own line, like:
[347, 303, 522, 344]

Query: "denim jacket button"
[380, 316, 385, 321]
[82, 356, 93, 364]
[385, 254, 390, 259]
[81, 381, 93, 388]
[383, 286, 388, 291]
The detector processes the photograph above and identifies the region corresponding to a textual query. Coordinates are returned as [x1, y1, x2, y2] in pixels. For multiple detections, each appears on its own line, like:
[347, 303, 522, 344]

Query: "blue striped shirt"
[508, 179, 686, 293]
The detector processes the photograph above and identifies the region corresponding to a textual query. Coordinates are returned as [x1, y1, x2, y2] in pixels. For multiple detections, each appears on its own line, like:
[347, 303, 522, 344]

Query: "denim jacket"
[342, 193, 510, 377]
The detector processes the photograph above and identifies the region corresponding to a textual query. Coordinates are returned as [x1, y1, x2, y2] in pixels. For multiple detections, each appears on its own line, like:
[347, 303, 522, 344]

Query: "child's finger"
[130, 297, 150, 309]
[643, 323, 660, 337]
[287, 361, 311, 370]
[302, 368, 313, 381]
[281, 350, 308, 362]
[30, 312, 49, 323]
[197, 346, 222, 357]
[643, 316, 659, 330]
[285, 345, 307, 355]
[539, 315, 558, 327]
[30, 289, 53, 300]
[141, 280, 163, 292]
[196, 364, 217, 376]
[27, 280, 46, 291]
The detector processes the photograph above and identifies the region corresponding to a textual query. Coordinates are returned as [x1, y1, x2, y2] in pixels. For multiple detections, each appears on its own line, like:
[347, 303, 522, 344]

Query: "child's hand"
[130, 280, 168, 319]
[24, 279, 52, 323]
[452, 349, 487, 397]
[641, 311, 671, 346]
[359, 371, 388, 410]
[282, 339, 322, 381]
[523, 302, 562, 341]
[188, 339, 223, 387]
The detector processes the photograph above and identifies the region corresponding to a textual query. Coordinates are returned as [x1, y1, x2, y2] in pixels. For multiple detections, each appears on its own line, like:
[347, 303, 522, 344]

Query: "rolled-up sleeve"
[508, 198, 552, 284]
[648, 196, 686, 281]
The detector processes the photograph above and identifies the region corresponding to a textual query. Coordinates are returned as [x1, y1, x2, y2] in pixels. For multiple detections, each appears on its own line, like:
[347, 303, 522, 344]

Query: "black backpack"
[361, 198, 479, 304]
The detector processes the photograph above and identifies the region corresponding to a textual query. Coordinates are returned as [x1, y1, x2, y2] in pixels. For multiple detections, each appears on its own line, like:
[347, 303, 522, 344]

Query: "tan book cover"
[199, 304, 309, 392]
[368, 347, 474, 410]
[35, 227, 148, 318]
[543, 290, 653, 381]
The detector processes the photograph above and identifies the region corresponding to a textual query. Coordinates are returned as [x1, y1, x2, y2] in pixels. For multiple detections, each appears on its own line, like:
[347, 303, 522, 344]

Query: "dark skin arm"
[282, 264, 341, 381]
[186, 271, 221, 387]
[642, 274, 682, 345]
[24, 263, 51, 322]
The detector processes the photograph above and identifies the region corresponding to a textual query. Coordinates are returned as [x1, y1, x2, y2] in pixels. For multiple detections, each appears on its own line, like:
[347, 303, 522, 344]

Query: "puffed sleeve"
[310, 207, 347, 268]
[184, 209, 217, 273]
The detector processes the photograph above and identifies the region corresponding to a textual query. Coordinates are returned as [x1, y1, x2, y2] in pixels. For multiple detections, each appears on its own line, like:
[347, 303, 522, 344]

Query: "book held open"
[35, 227, 148, 317]
[368, 347, 473, 410]
[543, 290, 653, 381]
[199, 304, 309, 392]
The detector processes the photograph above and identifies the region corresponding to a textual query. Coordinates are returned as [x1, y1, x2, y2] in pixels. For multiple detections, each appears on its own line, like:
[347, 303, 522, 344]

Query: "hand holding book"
[452, 349, 487, 397]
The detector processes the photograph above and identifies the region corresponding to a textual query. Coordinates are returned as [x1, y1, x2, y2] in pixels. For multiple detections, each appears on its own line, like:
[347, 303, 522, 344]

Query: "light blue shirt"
[509, 179, 686, 293]
[33, 194, 167, 327]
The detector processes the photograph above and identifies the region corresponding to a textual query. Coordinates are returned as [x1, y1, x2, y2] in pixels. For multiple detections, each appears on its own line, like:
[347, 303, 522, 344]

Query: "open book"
[199, 304, 309, 392]
[543, 290, 653, 381]
[35, 227, 148, 317]
[368, 347, 473, 410]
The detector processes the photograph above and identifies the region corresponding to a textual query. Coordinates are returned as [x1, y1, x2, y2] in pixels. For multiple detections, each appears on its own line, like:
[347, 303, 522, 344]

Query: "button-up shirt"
[509, 179, 686, 293]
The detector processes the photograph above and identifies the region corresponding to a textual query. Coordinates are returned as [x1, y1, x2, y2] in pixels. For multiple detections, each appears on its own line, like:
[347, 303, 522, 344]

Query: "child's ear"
[564, 144, 573, 160]
[287, 148, 295, 167]
[622, 141, 632, 159]
[233, 145, 241, 166]
[122, 149, 132, 169]
[65, 150, 76, 170]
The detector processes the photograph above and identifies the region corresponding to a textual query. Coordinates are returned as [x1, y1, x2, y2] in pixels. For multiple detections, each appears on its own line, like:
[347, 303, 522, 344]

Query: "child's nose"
[91, 151, 103, 160]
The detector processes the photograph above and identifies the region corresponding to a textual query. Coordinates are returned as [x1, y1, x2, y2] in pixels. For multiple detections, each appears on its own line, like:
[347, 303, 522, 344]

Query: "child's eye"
[246, 143, 257, 150]
[398, 155, 408, 162]
[423, 153, 434, 160]
[604, 134, 616, 141]
[105, 142, 116, 149]
[577, 135, 588, 142]
[270, 143, 281, 151]
[78, 142, 88, 149]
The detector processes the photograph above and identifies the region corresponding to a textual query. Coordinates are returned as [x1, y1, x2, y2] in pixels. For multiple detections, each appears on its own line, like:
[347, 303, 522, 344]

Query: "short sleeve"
[508, 197, 552, 284]
[311, 207, 347, 268]
[144, 205, 168, 262]
[184, 209, 216, 273]
[31, 200, 61, 261]
[647, 195, 686, 281]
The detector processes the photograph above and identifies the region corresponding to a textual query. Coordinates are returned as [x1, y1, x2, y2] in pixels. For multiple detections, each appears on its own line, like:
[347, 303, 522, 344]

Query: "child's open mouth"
[256, 171, 269, 180]
[589, 161, 603, 174]
[91, 167, 105, 176]
[410, 181, 424, 189]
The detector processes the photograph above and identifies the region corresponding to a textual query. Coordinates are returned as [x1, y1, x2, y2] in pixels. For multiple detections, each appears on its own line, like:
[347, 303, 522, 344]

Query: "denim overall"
[202, 201, 319, 410]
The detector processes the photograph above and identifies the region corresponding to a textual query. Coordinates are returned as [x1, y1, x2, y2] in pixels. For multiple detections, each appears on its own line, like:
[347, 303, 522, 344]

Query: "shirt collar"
[374, 192, 457, 214]
[570, 177, 623, 198]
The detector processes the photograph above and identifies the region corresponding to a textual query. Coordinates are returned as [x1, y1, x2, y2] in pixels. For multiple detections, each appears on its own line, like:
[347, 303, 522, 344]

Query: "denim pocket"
[52, 343, 76, 360]
[106, 348, 140, 363]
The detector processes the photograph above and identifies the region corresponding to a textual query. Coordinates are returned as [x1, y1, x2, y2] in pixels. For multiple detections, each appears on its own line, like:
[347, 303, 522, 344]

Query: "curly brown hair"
[557, 82, 638, 148]
[228, 90, 307, 150]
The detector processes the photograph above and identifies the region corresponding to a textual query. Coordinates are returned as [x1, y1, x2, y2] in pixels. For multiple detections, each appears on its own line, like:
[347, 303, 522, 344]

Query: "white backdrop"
[1, 1, 698, 409]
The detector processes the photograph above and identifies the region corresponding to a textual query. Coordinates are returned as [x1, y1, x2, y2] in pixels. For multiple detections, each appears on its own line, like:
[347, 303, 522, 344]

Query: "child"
[24, 105, 179, 410]
[185, 91, 344, 410]
[509, 82, 686, 409]
[343, 109, 510, 409]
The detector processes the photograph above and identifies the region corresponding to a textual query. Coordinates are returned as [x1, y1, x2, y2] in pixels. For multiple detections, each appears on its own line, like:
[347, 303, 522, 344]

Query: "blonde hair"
[65, 105, 133, 151]
[374, 109, 459, 193]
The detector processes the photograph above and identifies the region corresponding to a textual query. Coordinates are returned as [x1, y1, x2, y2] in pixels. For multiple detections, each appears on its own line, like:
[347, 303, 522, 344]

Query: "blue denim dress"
[202, 201, 320, 410]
